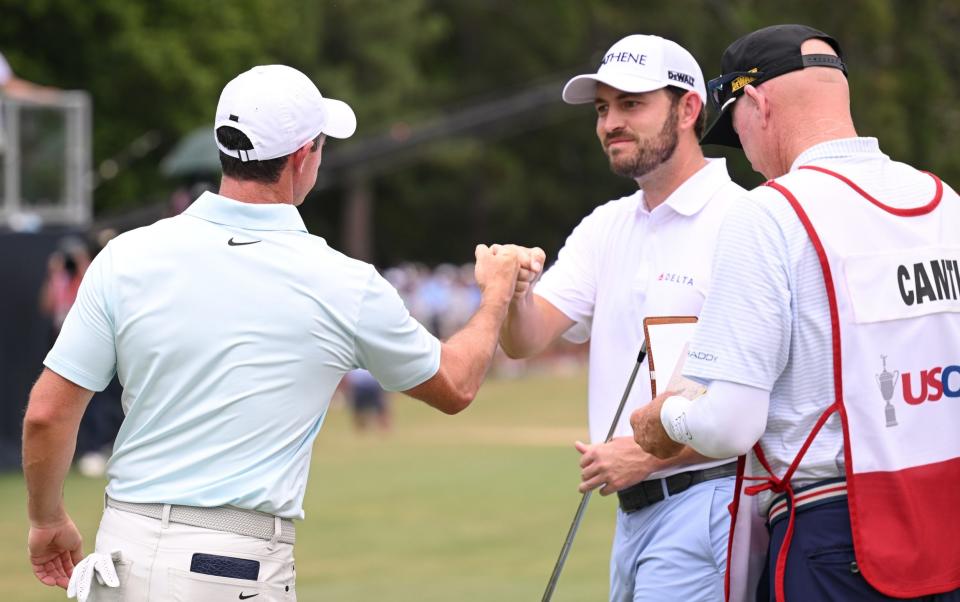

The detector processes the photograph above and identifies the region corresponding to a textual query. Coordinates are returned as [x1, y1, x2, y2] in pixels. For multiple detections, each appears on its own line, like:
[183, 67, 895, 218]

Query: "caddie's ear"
[742, 84, 768, 126]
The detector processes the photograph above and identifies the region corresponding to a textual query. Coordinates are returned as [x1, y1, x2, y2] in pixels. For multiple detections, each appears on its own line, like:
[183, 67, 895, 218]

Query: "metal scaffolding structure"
[0, 91, 92, 230]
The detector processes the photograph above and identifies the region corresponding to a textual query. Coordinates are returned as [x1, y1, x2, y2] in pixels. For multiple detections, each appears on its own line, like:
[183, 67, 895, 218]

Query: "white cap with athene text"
[562, 35, 706, 105]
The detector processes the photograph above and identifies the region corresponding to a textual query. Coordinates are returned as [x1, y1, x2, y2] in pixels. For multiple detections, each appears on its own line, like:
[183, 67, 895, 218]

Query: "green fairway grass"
[1, 368, 619, 600]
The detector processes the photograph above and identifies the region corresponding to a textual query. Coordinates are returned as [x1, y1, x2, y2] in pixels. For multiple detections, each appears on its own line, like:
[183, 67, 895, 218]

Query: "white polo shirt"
[535, 158, 744, 479]
[45, 191, 441, 518]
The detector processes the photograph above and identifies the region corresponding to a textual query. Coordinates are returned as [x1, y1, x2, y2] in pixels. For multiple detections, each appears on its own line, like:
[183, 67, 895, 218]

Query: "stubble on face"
[604, 99, 680, 180]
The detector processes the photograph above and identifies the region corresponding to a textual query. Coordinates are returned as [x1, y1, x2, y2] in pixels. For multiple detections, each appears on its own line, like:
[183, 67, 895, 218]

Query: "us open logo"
[901, 362, 960, 404]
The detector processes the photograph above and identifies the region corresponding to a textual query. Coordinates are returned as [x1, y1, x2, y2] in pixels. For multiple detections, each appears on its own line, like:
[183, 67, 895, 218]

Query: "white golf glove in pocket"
[67, 550, 122, 602]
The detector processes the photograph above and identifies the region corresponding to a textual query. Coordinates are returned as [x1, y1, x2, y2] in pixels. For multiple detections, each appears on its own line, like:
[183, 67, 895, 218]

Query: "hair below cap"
[214, 65, 357, 162]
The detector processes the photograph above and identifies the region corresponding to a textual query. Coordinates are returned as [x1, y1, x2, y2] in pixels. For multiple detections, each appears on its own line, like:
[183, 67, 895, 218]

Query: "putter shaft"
[541, 342, 647, 602]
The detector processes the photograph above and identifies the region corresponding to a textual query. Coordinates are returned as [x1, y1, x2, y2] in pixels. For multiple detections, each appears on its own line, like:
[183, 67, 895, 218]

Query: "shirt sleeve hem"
[43, 356, 111, 392]
[533, 290, 589, 344]
[381, 337, 442, 392]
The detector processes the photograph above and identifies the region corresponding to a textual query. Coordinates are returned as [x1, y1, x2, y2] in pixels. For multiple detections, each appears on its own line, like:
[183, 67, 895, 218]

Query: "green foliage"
[1, 1, 957, 261]
[0, 0, 321, 211]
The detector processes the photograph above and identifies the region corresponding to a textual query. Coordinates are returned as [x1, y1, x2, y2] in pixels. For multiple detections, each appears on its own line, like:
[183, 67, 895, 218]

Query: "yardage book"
[642, 316, 707, 399]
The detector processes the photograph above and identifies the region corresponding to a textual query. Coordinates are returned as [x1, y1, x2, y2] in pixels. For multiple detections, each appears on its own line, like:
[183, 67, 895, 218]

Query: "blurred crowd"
[384, 261, 587, 377]
[384, 262, 481, 339]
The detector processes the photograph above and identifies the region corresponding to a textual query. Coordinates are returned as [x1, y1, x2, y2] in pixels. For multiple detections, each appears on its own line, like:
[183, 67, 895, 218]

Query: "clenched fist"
[474, 244, 521, 305]
[488, 244, 546, 301]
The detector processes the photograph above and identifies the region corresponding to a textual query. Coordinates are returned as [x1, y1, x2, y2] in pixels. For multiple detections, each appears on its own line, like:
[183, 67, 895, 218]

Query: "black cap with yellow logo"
[701, 24, 846, 148]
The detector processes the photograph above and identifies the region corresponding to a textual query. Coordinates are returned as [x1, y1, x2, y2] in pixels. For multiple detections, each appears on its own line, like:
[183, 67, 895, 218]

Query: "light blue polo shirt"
[45, 192, 441, 518]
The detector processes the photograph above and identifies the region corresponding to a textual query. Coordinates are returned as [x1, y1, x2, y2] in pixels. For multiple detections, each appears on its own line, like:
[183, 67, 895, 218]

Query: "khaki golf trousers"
[87, 505, 296, 601]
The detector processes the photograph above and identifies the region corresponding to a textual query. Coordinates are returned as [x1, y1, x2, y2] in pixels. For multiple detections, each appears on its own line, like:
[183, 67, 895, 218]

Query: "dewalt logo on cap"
[730, 68, 759, 94]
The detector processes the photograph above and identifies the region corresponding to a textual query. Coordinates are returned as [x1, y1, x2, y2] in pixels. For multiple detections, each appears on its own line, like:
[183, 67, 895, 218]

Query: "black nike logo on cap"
[228, 237, 261, 246]
[239, 594, 259, 600]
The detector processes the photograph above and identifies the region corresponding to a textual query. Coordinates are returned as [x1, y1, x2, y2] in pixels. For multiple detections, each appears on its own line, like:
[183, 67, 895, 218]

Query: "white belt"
[106, 496, 296, 545]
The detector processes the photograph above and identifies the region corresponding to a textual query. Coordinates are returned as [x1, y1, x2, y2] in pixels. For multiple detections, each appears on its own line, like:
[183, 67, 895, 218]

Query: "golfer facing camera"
[499, 35, 745, 601]
[23, 65, 523, 600]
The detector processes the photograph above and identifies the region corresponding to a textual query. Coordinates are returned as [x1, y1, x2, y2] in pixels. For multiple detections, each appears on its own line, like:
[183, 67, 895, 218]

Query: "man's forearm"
[3, 78, 63, 104]
[619, 440, 717, 480]
[407, 294, 512, 414]
[405, 245, 519, 413]
[500, 294, 566, 359]
[23, 370, 93, 526]
[441, 295, 511, 402]
[23, 416, 80, 526]
[581, 436, 726, 495]
[647, 445, 716, 473]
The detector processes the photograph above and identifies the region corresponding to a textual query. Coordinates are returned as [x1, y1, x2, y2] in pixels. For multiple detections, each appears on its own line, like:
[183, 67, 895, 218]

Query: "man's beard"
[606, 102, 680, 180]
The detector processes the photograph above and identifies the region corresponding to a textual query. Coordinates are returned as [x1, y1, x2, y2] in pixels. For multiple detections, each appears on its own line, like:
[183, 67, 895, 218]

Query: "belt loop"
[268, 516, 281, 549]
[660, 478, 670, 500]
[161, 504, 171, 529]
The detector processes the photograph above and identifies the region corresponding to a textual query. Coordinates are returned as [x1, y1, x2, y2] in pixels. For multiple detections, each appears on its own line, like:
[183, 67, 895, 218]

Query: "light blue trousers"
[609, 476, 735, 602]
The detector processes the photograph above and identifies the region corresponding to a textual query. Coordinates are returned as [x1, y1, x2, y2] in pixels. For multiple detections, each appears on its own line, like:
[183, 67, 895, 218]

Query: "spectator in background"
[39, 237, 90, 343]
[416, 265, 453, 336]
[439, 263, 482, 338]
[343, 369, 391, 433]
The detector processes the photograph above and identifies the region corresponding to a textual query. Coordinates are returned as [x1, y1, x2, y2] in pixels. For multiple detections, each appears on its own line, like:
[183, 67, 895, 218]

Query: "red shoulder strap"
[798, 165, 942, 216]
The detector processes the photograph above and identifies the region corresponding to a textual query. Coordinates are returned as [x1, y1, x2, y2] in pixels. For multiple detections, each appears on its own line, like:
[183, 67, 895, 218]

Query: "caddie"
[631, 24, 960, 602]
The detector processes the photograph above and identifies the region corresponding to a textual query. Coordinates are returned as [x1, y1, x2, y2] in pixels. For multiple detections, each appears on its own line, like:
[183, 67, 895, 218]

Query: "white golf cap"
[214, 65, 357, 162]
[562, 35, 706, 105]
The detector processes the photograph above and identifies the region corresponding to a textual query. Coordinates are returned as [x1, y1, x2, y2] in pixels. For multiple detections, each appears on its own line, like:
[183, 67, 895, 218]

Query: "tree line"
[1, 0, 957, 264]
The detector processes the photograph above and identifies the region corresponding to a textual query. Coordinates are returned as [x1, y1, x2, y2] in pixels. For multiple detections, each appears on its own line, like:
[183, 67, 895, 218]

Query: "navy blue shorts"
[758, 498, 960, 601]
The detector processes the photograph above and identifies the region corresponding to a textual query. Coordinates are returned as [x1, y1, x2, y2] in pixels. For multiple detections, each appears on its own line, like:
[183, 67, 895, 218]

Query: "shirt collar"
[790, 137, 885, 172]
[637, 158, 733, 217]
[184, 191, 308, 232]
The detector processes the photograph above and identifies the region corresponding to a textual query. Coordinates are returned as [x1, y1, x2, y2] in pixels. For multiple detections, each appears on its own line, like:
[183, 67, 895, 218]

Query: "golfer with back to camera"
[499, 35, 746, 601]
[22, 64, 526, 600]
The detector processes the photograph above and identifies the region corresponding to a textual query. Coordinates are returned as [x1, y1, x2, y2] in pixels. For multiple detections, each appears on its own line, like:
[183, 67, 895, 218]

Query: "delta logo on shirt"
[658, 272, 695, 286]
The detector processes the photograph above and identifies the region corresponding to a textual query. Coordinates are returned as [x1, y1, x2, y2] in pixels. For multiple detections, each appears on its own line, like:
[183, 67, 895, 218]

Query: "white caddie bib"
[724, 165, 960, 601]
